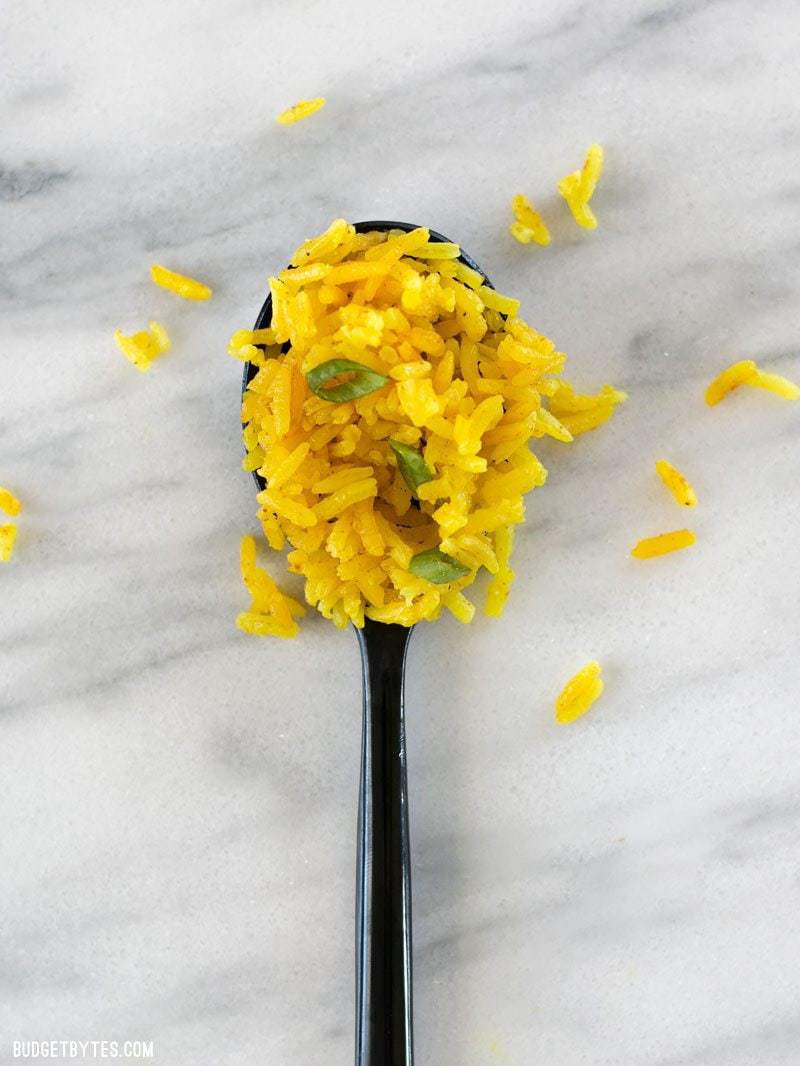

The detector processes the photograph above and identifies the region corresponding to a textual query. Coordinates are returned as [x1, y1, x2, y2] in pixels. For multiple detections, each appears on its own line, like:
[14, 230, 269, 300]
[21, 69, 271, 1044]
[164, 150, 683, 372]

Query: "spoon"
[243, 221, 492, 1066]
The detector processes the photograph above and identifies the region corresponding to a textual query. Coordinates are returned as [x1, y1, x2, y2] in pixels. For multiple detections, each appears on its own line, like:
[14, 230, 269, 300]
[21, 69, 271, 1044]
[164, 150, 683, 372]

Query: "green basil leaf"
[306, 358, 389, 402]
[409, 547, 470, 584]
[389, 439, 435, 495]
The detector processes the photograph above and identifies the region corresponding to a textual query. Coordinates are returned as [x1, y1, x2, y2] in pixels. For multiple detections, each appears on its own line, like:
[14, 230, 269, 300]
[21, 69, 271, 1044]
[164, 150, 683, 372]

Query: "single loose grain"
[655, 459, 697, 508]
[631, 529, 696, 559]
[555, 661, 604, 724]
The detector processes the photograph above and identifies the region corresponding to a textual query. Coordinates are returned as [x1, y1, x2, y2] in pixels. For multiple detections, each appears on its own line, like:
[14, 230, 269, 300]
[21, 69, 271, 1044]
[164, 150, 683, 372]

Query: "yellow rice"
[555, 661, 604, 724]
[750, 369, 800, 400]
[236, 219, 625, 633]
[150, 263, 212, 301]
[509, 194, 551, 246]
[236, 535, 306, 639]
[705, 359, 800, 406]
[277, 98, 326, 125]
[558, 144, 604, 229]
[114, 322, 171, 372]
[631, 529, 696, 559]
[0, 524, 17, 562]
[655, 459, 697, 508]
[0, 487, 22, 517]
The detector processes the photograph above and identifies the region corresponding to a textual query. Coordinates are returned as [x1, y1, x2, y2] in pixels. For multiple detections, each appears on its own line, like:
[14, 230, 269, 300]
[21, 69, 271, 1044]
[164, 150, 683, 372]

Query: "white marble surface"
[2, 1, 800, 1062]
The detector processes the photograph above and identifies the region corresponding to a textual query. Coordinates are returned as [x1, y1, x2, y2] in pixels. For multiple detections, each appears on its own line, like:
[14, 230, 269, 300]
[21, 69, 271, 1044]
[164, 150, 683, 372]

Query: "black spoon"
[242, 221, 491, 1066]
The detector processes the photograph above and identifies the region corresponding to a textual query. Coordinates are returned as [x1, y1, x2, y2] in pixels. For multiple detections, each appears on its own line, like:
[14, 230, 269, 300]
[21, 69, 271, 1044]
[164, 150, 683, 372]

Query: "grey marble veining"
[2, 0, 800, 1063]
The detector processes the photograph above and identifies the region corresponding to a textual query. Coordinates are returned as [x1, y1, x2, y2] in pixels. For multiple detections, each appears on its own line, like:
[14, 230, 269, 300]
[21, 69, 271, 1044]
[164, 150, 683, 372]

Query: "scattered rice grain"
[277, 98, 326, 125]
[114, 321, 171, 372]
[555, 661, 604, 724]
[631, 529, 696, 559]
[704, 359, 799, 405]
[655, 459, 697, 508]
[0, 487, 22, 517]
[150, 263, 212, 301]
[509, 194, 551, 246]
[558, 144, 604, 229]
[0, 524, 17, 562]
[237, 535, 305, 639]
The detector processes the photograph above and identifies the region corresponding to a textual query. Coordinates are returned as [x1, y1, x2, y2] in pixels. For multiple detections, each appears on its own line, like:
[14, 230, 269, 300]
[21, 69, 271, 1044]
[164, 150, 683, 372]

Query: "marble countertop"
[2, 1, 800, 1063]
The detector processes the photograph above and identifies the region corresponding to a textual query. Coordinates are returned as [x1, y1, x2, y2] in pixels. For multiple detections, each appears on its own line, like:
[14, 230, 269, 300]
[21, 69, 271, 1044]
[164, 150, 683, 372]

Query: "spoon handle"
[355, 619, 414, 1066]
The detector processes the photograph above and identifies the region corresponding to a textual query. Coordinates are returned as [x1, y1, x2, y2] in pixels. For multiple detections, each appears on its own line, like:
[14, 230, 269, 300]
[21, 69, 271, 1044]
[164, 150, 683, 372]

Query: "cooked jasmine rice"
[236, 219, 625, 632]
[276, 98, 326, 125]
[631, 529, 696, 559]
[655, 459, 697, 508]
[509, 194, 551, 246]
[555, 661, 604, 724]
[0, 487, 22, 517]
[705, 359, 800, 406]
[0, 487, 22, 562]
[150, 263, 212, 301]
[236, 535, 306, 639]
[0, 524, 17, 562]
[558, 144, 604, 230]
[114, 321, 171, 372]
